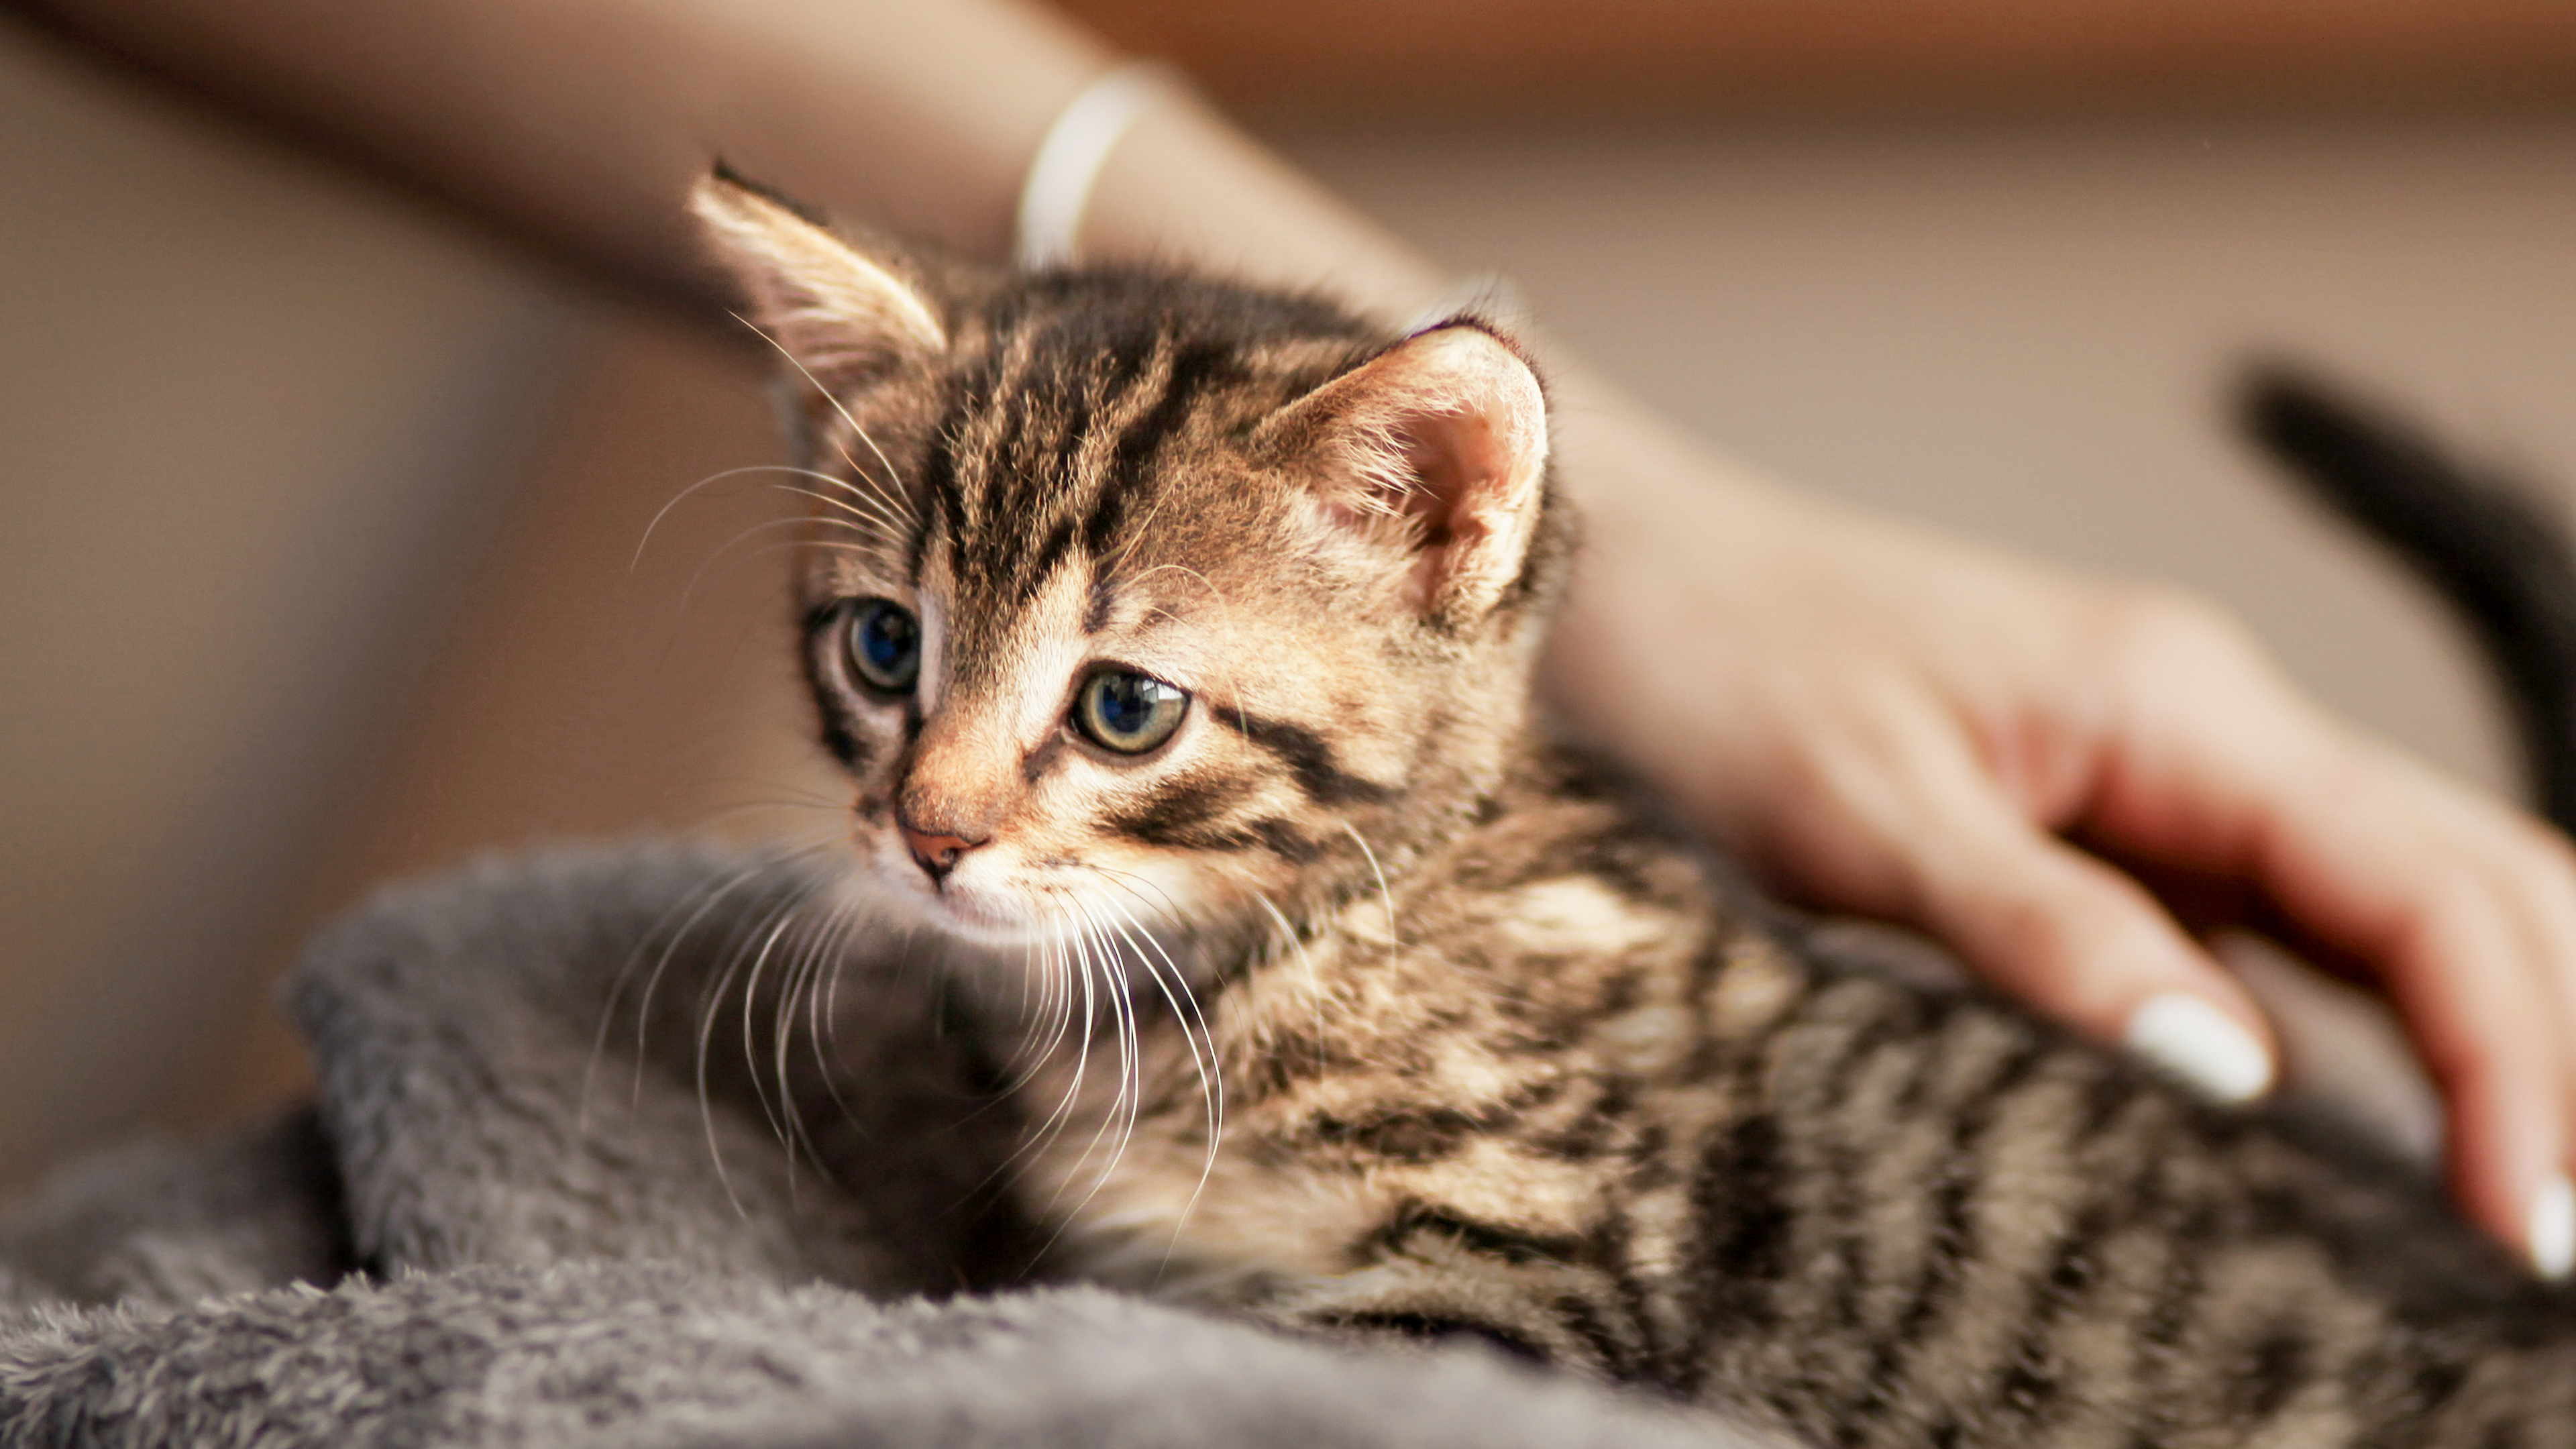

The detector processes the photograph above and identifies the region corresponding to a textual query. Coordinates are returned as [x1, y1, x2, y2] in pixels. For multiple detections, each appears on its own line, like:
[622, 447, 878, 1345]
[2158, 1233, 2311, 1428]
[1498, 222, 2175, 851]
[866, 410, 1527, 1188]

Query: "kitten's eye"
[845, 599, 920, 693]
[1074, 669, 1189, 755]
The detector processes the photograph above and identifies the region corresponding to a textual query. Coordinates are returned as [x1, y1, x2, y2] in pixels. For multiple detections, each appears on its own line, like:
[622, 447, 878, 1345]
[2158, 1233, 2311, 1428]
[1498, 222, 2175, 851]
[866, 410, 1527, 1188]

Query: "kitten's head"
[692, 174, 1570, 961]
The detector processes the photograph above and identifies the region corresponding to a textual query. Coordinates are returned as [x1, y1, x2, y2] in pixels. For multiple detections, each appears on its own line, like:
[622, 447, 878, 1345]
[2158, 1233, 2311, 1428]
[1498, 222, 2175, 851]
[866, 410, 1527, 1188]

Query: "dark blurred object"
[1055, 0, 2576, 119]
[2245, 367, 2576, 831]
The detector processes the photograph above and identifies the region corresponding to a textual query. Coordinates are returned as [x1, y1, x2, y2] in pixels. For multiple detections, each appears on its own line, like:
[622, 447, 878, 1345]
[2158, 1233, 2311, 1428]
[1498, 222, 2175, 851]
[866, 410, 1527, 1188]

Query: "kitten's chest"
[1007, 868, 1776, 1305]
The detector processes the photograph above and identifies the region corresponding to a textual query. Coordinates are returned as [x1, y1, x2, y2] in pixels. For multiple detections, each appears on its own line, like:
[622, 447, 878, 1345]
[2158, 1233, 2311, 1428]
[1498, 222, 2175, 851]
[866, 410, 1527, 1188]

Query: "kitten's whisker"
[691, 800, 843, 828]
[709, 881, 822, 1180]
[1077, 862, 1188, 924]
[632, 463, 810, 572]
[765, 910, 824, 1192]
[690, 885, 812, 1223]
[708, 507, 885, 566]
[748, 464, 907, 523]
[821, 436, 921, 531]
[762, 478, 910, 541]
[1246, 889, 1330, 1073]
[977, 903, 1091, 1203]
[994, 920, 1077, 1097]
[1083, 876, 1221, 1124]
[1043, 896, 1134, 1222]
[1022, 946, 1080, 1093]
[769, 897, 850, 1179]
[630, 467, 901, 606]
[802, 902, 875, 1143]
[1040, 908, 1106, 1205]
[729, 311, 916, 518]
[710, 776, 848, 810]
[1339, 821, 1400, 966]
[1101, 490, 1177, 576]
[697, 472, 898, 536]
[671, 533, 866, 636]
[1091, 886, 1225, 1249]
[810, 394, 916, 518]
[1057, 899, 1129, 1207]
[1061, 893, 1146, 1225]
[684, 776, 852, 832]
[582, 835, 837, 1138]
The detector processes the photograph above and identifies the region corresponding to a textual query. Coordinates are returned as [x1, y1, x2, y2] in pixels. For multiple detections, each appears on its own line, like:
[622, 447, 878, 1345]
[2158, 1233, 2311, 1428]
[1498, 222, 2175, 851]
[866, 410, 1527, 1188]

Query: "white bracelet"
[1014, 61, 1173, 271]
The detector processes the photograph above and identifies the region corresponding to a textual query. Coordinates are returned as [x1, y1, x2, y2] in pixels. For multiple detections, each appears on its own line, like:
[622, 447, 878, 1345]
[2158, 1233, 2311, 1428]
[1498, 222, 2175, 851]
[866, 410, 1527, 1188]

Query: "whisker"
[1091, 885, 1225, 1256]
[762, 477, 911, 541]
[817, 916, 924, 1145]
[800, 898, 877, 1144]
[702, 881, 822, 1194]
[1248, 889, 1330, 1073]
[1083, 874, 1222, 1126]
[690, 886, 812, 1221]
[707, 511, 881, 570]
[632, 464, 804, 572]
[767, 894, 851, 1185]
[974, 903, 1091, 1203]
[630, 467, 902, 605]
[1054, 898, 1127, 1210]
[582, 835, 838, 1138]
[1054, 893, 1144, 1230]
[1340, 820, 1400, 967]
[668, 532, 869, 639]
[729, 311, 918, 525]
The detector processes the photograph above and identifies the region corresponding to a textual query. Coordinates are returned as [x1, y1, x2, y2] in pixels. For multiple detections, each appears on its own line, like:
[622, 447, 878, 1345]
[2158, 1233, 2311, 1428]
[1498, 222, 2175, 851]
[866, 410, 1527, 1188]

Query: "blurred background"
[5, 1, 2576, 1187]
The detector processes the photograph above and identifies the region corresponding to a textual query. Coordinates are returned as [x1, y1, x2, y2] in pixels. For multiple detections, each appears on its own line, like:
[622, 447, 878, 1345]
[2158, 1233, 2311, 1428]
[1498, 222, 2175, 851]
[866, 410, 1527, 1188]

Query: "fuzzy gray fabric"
[0, 842, 1771, 1448]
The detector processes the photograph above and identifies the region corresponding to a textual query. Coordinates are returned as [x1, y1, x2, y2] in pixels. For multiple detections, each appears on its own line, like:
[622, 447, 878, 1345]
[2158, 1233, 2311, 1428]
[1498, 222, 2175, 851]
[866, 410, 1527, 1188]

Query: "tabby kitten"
[691, 172, 2576, 1449]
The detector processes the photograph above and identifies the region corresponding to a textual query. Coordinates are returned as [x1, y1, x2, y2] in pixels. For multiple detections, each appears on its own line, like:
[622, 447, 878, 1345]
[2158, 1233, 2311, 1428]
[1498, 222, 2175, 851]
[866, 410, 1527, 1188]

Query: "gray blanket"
[0, 842, 1766, 1448]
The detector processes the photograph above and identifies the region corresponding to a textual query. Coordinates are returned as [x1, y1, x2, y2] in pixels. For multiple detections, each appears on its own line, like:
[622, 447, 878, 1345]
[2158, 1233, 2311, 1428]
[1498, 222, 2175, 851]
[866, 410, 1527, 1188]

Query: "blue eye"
[1075, 669, 1188, 755]
[846, 599, 919, 692]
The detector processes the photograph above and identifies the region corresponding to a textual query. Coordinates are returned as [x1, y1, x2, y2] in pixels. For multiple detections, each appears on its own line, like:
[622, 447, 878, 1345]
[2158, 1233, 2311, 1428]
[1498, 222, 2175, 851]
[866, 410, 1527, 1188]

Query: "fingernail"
[2530, 1174, 2575, 1281]
[2123, 993, 2274, 1103]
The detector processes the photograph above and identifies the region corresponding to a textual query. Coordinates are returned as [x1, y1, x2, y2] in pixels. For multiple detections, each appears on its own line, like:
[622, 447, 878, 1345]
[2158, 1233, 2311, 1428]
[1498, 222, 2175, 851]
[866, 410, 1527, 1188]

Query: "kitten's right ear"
[1258, 323, 1551, 626]
[688, 170, 947, 390]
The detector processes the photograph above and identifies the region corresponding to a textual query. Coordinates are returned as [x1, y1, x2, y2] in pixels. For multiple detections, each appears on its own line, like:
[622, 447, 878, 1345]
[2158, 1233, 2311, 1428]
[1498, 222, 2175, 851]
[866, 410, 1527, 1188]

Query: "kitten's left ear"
[688, 170, 948, 391]
[1263, 323, 1550, 624]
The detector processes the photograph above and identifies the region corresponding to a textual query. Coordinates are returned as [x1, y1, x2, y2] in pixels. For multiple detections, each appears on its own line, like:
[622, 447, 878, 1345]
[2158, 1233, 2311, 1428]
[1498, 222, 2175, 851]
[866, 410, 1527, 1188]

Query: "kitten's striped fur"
[694, 174, 2576, 1449]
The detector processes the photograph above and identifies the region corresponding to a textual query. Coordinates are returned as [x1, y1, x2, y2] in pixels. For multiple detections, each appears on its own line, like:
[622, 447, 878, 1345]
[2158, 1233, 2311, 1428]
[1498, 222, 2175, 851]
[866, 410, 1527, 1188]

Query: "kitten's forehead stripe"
[1215, 708, 1399, 806]
[908, 272, 1374, 627]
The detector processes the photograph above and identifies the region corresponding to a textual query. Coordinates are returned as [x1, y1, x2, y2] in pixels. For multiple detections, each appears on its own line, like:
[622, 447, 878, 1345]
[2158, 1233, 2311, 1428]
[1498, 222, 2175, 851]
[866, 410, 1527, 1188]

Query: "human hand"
[1545, 446, 2576, 1277]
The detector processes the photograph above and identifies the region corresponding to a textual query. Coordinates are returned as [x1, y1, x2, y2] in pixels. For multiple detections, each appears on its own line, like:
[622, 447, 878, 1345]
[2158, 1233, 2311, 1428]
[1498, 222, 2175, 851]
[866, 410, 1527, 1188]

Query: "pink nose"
[900, 824, 983, 881]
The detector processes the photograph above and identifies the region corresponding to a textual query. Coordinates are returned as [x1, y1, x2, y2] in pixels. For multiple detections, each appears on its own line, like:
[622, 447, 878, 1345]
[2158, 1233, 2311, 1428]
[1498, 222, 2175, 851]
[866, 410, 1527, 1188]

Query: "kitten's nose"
[899, 822, 986, 882]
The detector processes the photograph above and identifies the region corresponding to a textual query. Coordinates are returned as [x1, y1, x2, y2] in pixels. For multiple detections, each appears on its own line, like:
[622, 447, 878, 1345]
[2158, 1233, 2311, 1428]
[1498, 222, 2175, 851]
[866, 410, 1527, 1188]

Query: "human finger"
[2076, 637, 2576, 1273]
[1902, 796, 2279, 1104]
[1758, 699, 2282, 1105]
[2240, 759, 2576, 1275]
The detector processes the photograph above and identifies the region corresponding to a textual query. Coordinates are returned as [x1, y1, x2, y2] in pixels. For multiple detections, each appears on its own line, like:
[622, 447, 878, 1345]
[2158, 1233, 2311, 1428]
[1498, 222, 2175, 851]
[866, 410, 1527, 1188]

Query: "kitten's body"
[1020, 739, 2571, 1449]
[690, 174, 2576, 1449]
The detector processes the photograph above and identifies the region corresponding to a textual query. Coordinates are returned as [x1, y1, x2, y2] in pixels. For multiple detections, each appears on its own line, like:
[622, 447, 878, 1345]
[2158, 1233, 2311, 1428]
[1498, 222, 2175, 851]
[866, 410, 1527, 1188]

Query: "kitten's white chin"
[916, 890, 1046, 945]
[866, 859, 1054, 945]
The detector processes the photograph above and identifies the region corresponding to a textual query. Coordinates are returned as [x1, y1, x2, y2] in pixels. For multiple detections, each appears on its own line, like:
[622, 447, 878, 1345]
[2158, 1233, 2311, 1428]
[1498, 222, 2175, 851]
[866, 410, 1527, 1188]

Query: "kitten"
[691, 172, 2576, 1449]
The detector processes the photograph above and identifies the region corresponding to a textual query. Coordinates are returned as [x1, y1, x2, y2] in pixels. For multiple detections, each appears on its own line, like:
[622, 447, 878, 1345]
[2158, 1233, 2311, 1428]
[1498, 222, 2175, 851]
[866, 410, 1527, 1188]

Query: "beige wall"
[0, 31, 560, 1179]
[5, 17, 2574, 1183]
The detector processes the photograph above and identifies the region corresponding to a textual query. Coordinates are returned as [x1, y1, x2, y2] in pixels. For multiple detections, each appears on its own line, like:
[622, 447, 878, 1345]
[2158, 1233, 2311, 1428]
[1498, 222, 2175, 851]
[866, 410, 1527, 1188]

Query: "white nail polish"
[2123, 993, 2274, 1104]
[2530, 1174, 2575, 1281]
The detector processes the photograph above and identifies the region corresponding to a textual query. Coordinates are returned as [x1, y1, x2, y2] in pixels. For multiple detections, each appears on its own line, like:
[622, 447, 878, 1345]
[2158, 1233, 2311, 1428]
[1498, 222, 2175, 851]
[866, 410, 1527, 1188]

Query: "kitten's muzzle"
[898, 819, 987, 883]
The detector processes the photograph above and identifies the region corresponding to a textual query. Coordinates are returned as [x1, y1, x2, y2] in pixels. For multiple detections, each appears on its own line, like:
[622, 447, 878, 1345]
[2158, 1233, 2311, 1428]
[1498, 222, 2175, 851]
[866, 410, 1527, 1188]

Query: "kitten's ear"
[688, 170, 948, 390]
[1264, 323, 1550, 623]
